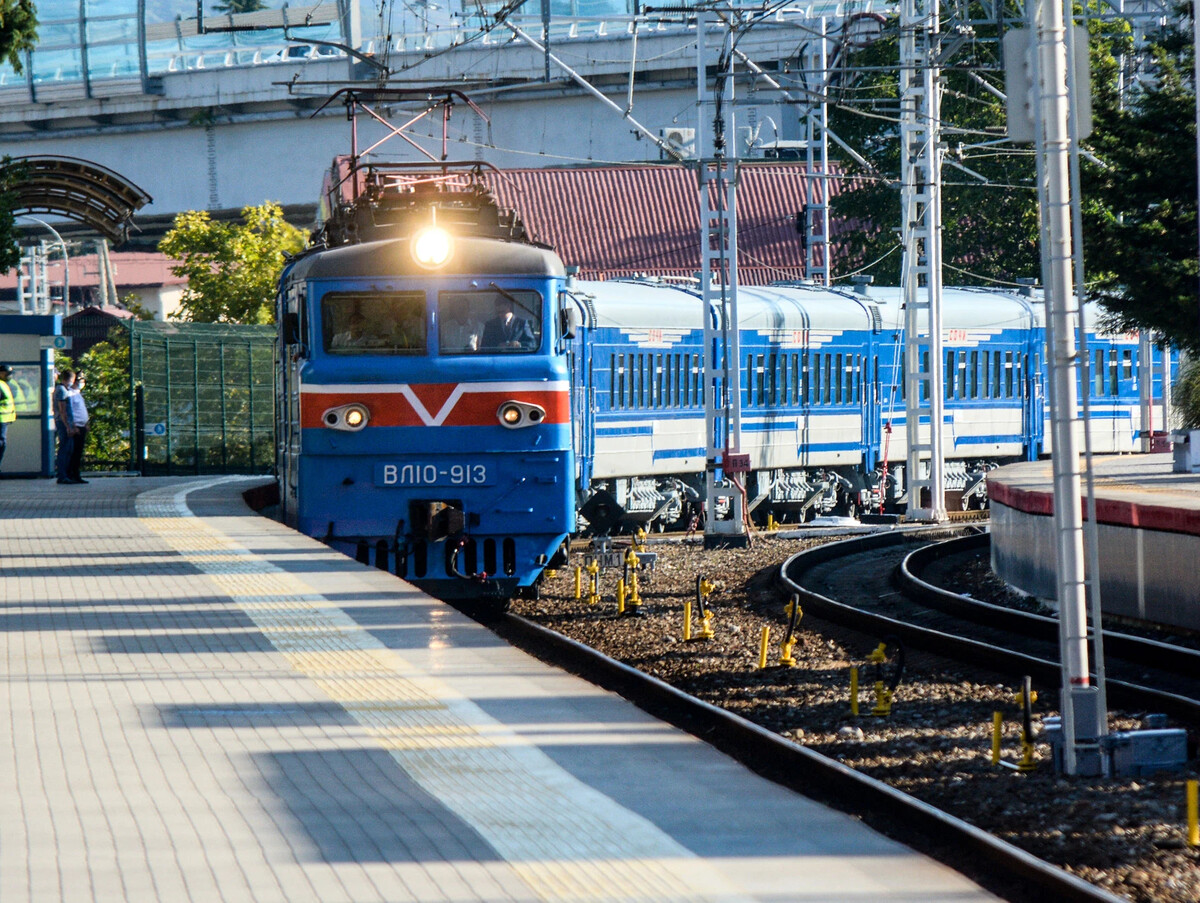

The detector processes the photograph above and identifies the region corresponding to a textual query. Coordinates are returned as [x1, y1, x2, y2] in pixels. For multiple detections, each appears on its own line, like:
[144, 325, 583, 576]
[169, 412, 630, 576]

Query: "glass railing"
[0, 0, 886, 94]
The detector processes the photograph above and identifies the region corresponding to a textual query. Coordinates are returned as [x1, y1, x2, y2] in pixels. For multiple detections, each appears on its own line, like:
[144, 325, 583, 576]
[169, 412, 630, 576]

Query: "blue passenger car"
[560, 279, 1168, 526]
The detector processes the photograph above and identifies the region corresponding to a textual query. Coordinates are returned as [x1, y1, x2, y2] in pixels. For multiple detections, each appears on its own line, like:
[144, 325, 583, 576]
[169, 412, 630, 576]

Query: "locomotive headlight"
[323, 402, 371, 432]
[412, 226, 453, 268]
[497, 401, 546, 429]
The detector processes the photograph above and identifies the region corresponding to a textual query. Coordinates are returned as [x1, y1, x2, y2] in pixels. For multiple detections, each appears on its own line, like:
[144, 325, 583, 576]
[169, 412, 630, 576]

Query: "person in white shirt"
[66, 372, 90, 484]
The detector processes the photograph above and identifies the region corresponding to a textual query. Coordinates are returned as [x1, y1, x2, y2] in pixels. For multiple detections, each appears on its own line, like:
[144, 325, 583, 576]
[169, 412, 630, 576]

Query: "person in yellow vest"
[0, 364, 17, 473]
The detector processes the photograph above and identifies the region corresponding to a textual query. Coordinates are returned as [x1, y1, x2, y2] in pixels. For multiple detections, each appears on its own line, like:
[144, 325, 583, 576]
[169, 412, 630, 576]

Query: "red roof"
[5, 165, 848, 292]
[0, 252, 186, 290]
[484, 163, 847, 285]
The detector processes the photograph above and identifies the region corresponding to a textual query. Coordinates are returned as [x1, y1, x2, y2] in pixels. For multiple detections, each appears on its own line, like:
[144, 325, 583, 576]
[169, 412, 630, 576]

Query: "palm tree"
[213, 0, 268, 14]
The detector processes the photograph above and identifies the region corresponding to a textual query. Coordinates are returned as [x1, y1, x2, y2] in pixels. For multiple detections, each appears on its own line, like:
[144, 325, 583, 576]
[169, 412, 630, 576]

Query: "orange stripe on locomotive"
[300, 386, 570, 429]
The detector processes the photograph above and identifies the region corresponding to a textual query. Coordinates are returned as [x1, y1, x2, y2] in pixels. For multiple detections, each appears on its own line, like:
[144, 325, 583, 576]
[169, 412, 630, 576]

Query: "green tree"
[1083, 16, 1200, 353]
[1173, 356, 1200, 428]
[159, 202, 307, 324]
[0, 0, 37, 72]
[77, 329, 133, 470]
[827, 8, 1131, 287]
[213, 0, 267, 12]
[828, 16, 1041, 285]
[0, 156, 29, 273]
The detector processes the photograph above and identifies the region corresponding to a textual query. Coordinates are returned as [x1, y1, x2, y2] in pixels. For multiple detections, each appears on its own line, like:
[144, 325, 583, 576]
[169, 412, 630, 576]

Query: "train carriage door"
[861, 348, 878, 471]
[1024, 346, 1045, 460]
[1089, 341, 1117, 450]
[565, 291, 594, 491]
[860, 304, 883, 472]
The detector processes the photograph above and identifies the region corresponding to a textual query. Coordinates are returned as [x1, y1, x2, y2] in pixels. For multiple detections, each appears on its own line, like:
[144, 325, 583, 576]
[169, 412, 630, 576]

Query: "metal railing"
[129, 320, 277, 476]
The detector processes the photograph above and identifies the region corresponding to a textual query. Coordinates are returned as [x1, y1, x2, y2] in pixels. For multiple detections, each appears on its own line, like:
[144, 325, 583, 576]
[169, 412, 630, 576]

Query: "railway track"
[778, 528, 1200, 723]
[494, 525, 1200, 903]
[488, 606, 1122, 903]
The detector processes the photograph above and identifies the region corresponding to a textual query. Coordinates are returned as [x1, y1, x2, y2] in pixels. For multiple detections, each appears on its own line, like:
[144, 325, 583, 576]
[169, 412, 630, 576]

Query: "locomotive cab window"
[323, 292, 427, 355]
[438, 288, 542, 354]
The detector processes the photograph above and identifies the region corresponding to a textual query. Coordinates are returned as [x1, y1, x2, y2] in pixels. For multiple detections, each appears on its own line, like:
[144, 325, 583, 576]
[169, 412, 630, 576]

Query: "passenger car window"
[322, 292, 426, 355]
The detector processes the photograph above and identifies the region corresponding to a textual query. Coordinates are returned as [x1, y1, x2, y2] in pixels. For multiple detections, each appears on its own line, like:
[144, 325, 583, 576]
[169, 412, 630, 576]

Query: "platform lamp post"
[22, 217, 71, 318]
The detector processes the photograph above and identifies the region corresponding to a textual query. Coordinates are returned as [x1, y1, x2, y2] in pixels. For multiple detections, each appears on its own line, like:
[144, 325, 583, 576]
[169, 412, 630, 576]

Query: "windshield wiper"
[488, 282, 538, 319]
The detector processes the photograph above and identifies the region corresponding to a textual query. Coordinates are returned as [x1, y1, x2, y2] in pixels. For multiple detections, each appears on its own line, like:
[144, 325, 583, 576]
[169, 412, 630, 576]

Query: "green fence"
[130, 321, 277, 475]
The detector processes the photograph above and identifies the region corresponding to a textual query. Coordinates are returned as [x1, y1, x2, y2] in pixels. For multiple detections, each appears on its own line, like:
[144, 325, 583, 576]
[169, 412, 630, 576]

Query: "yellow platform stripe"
[137, 481, 752, 903]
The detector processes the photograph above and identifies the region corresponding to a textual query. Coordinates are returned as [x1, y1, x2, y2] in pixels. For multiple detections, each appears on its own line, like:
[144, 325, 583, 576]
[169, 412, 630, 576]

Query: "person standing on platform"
[54, 369, 76, 484]
[0, 364, 16, 474]
[67, 372, 90, 484]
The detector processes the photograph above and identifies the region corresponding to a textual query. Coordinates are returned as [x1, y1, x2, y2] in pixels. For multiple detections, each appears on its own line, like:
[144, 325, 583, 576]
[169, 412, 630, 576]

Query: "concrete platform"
[988, 454, 1200, 630]
[0, 475, 998, 903]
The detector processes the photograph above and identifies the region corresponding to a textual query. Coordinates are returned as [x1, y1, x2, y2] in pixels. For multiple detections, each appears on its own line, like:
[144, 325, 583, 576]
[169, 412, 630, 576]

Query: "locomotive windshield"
[322, 292, 427, 354]
[438, 288, 542, 354]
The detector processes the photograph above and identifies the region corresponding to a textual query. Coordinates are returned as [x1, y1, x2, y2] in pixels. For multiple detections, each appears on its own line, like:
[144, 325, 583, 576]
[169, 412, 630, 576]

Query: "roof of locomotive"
[286, 235, 566, 281]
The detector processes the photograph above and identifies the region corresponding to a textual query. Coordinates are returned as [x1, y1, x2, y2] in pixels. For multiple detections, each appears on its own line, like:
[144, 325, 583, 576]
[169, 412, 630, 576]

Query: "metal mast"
[729, 39, 834, 282]
[900, 0, 947, 521]
[698, 9, 747, 546]
[803, 18, 832, 284]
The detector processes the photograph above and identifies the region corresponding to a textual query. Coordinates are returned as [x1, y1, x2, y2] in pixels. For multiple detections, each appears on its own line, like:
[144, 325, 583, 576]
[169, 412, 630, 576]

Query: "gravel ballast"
[513, 532, 1200, 903]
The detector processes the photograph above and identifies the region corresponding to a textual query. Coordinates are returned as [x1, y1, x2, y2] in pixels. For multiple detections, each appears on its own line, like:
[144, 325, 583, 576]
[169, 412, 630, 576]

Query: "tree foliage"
[827, 9, 1133, 288]
[77, 330, 133, 470]
[0, 156, 27, 274]
[0, 0, 37, 72]
[213, 0, 267, 12]
[1, 0, 37, 273]
[1173, 356, 1200, 429]
[1083, 17, 1200, 352]
[54, 328, 133, 471]
[828, 16, 1042, 285]
[158, 202, 307, 324]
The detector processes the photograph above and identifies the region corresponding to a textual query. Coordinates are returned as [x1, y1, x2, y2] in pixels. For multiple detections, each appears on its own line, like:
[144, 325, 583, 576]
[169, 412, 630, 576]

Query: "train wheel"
[514, 583, 540, 602]
[474, 596, 512, 618]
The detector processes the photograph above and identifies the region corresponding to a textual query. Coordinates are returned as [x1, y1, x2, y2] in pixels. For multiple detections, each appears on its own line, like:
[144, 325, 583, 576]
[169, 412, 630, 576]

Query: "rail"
[897, 533, 1200, 676]
[778, 531, 1200, 722]
[487, 603, 1126, 903]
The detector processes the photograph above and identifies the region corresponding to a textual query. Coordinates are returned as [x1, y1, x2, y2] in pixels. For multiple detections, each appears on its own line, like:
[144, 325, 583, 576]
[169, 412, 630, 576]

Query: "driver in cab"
[481, 297, 536, 351]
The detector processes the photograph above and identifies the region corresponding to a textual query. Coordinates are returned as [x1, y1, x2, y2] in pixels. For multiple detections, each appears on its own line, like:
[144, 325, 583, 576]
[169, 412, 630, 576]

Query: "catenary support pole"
[1031, 0, 1092, 775]
[900, 0, 947, 522]
[697, 11, 746, 547]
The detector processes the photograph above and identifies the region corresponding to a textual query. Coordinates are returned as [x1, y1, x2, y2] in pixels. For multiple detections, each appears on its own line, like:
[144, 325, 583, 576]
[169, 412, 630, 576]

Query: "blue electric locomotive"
[276, 162, 579, 601]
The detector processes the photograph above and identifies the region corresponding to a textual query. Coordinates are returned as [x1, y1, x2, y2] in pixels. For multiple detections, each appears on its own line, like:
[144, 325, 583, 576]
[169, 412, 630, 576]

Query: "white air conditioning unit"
[659, 127, 696, 159]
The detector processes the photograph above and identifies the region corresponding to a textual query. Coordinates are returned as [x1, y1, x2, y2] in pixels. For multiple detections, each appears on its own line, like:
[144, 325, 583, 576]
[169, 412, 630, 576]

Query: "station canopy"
[6, 155, 152, 243]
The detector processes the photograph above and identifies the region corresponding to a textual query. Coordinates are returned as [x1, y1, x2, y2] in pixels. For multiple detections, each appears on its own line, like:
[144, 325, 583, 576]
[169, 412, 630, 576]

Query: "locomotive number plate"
[374, 462, 492, 487]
